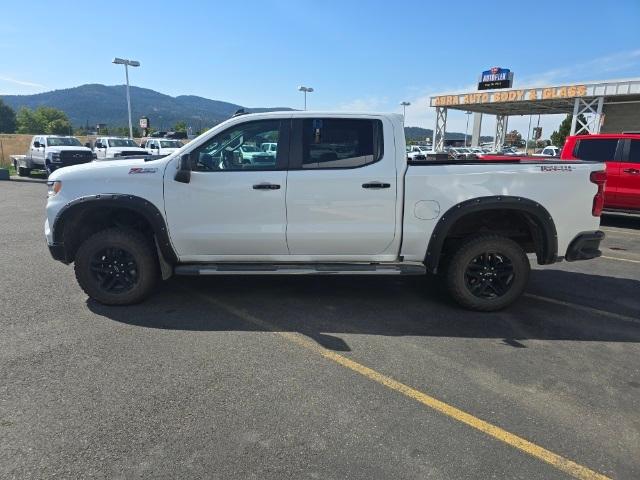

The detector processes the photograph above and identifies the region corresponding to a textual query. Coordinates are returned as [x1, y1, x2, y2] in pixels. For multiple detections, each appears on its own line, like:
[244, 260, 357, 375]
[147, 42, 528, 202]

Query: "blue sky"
[1, 0, 639, 137]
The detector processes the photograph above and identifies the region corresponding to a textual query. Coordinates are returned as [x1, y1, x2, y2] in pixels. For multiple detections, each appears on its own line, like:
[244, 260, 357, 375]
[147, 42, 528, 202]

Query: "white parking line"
[601, 255, 640, 264]
[601, 228, 640, 237]
[524, 293, 640, 325]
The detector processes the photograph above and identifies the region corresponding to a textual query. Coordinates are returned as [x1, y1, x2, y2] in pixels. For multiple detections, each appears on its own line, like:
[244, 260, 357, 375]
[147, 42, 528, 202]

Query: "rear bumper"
[565, 231, 605, 262]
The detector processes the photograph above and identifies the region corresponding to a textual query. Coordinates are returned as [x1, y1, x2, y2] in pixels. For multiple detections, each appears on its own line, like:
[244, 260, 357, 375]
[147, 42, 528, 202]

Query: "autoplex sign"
[432, 84, 588, 107]
[478, 67, 513, 90]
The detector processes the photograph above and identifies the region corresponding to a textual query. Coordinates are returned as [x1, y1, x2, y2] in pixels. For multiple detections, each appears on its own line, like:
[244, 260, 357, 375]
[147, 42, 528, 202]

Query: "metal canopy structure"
[429, 78, 640, 151]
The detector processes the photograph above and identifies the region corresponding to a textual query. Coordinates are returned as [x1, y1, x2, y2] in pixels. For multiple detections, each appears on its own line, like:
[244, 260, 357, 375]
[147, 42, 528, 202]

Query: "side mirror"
[33, 141, 41, 148]
[174, 153, 192, 183]
[152, 144, 159, 149]
[84, 142, 91, 148]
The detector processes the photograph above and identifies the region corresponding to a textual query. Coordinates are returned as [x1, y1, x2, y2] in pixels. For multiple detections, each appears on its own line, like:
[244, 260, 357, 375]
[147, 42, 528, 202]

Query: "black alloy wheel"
[90, 247, 139, 294]
[464, 252, 515, 299]
[444, 235, 530, 311]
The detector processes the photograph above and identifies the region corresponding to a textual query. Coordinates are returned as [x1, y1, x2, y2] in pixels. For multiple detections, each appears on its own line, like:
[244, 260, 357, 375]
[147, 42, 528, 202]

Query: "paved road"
[1, 180, 639, 479]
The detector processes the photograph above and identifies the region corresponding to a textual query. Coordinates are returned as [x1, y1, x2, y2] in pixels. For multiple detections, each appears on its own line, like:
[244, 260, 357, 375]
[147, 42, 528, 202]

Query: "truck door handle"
[362, 181, 390, 189]
[252, 182, 281, 190]
[623, 168, 640, 174]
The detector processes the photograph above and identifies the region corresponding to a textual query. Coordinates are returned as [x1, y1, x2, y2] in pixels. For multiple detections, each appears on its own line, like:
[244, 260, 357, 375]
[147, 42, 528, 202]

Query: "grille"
[60, 150, 93, 165]
[119, 150, 146, 157]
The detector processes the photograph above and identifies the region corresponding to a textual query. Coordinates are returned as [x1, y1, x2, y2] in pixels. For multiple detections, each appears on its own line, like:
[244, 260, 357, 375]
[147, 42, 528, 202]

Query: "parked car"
[261, 142, 278, 156]
[93, 137, 149, 159]
[45, 112, 605, 311]
[407, 145, 431, 161]
[14, 135, 93, 176]
[165, 131, 188, 140]
[145, 139, 184, 156]
[238, 144, 273, 164]
[561, 133, 640, 213]
[534, 146, 561, 157]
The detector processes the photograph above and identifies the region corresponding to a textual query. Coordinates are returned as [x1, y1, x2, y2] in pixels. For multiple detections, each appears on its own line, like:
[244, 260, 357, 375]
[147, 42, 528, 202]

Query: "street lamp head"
[112, 57, 140, 67]
[400, 101, 411, 106]
[298, 86, 313, 92]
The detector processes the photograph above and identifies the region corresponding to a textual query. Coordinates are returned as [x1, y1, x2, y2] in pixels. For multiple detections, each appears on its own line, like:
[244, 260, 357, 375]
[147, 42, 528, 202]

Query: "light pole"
[112, 57, 140, 138]
[297, 86, 314, 110]
[400, 101, 411, 118]
[464, 111, 472, 147]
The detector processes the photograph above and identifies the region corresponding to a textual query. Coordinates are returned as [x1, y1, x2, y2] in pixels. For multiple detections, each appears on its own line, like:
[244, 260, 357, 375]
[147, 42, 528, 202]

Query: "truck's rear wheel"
[444, 235, 530, 311]
[74, 228, 158, 305]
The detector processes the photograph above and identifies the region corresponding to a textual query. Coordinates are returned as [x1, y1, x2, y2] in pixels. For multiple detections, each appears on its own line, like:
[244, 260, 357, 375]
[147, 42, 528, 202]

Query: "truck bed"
[400, 160, 604, 262]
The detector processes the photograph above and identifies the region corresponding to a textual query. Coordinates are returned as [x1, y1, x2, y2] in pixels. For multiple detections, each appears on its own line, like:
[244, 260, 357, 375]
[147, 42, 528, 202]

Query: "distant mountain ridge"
[0, 84, 292, 131]
[1, 84, 491, 141]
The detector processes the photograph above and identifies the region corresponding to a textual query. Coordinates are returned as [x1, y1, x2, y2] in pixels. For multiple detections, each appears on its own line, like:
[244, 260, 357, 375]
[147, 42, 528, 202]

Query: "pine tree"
[550, 114, 587, 147]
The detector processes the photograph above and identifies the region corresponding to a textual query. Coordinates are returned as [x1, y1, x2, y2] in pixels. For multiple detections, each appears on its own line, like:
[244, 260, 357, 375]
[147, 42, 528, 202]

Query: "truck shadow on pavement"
[87, 269, 640, 352]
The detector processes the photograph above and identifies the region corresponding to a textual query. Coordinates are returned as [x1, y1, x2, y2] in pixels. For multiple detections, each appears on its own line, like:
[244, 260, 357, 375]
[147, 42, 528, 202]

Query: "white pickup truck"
[45, 112, 606, 311]
[15, 135, 93, 176]
[94, 137, 148, 159]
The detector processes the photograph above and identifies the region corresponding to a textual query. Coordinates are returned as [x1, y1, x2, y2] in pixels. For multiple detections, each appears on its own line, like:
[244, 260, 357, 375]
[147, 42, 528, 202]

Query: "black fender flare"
[424, 196, 558, 273]
[52, 194, 178, 264]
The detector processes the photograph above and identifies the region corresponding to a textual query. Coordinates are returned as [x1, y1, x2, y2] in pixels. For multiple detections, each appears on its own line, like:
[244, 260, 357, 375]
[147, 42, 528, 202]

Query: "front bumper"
[565, 231, 605, 261]
[48, 242, 68, 263]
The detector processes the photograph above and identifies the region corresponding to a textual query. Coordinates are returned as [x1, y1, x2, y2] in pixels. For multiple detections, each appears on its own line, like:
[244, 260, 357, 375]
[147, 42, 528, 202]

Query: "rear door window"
[300, 118, 383, 169]
[627, 140, 640, 163]
[574, 138, 619, 161]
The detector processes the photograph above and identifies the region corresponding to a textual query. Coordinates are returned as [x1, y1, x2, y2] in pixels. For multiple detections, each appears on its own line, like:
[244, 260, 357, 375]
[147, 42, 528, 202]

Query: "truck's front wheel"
[444, 235, 530, 312]
[74, 228, 159, 305]
[16, 162, 30, 177]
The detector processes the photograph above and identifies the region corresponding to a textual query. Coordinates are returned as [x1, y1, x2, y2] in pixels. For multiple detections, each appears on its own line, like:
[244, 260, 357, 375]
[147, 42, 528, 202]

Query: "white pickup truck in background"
[14, 135, 94, 176]
[144, 138, 184, 156]
[93, 137, 148, 159]
[45, 112, 605, 311]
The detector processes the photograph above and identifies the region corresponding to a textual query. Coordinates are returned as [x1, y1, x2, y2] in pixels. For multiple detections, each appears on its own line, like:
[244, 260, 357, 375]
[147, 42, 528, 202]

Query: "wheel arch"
[424, 196, 558, 273]
[52, 194, 177, 264]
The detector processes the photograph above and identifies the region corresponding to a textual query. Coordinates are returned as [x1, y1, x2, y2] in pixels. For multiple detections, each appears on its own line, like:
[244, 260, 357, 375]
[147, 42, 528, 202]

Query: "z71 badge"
[129, 167, 158, 174]
[540, 165, 574, 172]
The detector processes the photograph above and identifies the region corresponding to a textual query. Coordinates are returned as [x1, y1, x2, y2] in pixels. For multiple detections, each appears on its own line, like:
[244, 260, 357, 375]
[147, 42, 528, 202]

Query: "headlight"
[51, 153, 62, 163]
[47, 181, 62, 197]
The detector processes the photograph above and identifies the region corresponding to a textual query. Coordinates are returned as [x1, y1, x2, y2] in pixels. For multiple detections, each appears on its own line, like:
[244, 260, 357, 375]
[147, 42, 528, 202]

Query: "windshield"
[47, 137, 82, 147]
[108, 139, 139, 147]
[160, 140, 182, 148]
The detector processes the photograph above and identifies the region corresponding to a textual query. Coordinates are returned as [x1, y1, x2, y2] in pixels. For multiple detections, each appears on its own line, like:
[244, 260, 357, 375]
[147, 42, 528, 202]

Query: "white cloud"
[0, 75, 45, 89]
[518, 49, 640, 87]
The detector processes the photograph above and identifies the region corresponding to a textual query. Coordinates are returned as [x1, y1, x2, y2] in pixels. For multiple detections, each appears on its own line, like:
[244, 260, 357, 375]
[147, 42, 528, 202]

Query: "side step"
[174, 262, 426, 276]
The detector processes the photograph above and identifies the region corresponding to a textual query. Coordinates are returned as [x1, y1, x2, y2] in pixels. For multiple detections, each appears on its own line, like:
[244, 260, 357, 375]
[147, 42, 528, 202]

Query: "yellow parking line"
[524, 293, 640, 325]
[601, 255, 640, 264]
[197, 294, 611, 480]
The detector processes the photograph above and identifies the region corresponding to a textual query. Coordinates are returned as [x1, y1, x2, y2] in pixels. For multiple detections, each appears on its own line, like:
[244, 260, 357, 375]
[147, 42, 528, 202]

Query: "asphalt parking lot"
[1, 178, 639, 480]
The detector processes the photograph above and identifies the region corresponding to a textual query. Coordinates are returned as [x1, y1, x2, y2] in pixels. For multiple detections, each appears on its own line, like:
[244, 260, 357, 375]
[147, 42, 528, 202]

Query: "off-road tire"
[445, 235, 530, 312]
[74, 228, 159, 305]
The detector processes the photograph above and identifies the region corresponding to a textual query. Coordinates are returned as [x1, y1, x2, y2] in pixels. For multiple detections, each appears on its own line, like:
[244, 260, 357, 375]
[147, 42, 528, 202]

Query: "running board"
[174, 262, 426, 276]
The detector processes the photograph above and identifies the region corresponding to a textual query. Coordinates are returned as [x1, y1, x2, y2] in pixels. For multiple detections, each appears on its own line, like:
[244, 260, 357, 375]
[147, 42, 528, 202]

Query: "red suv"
[561, 134, 640, 213]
